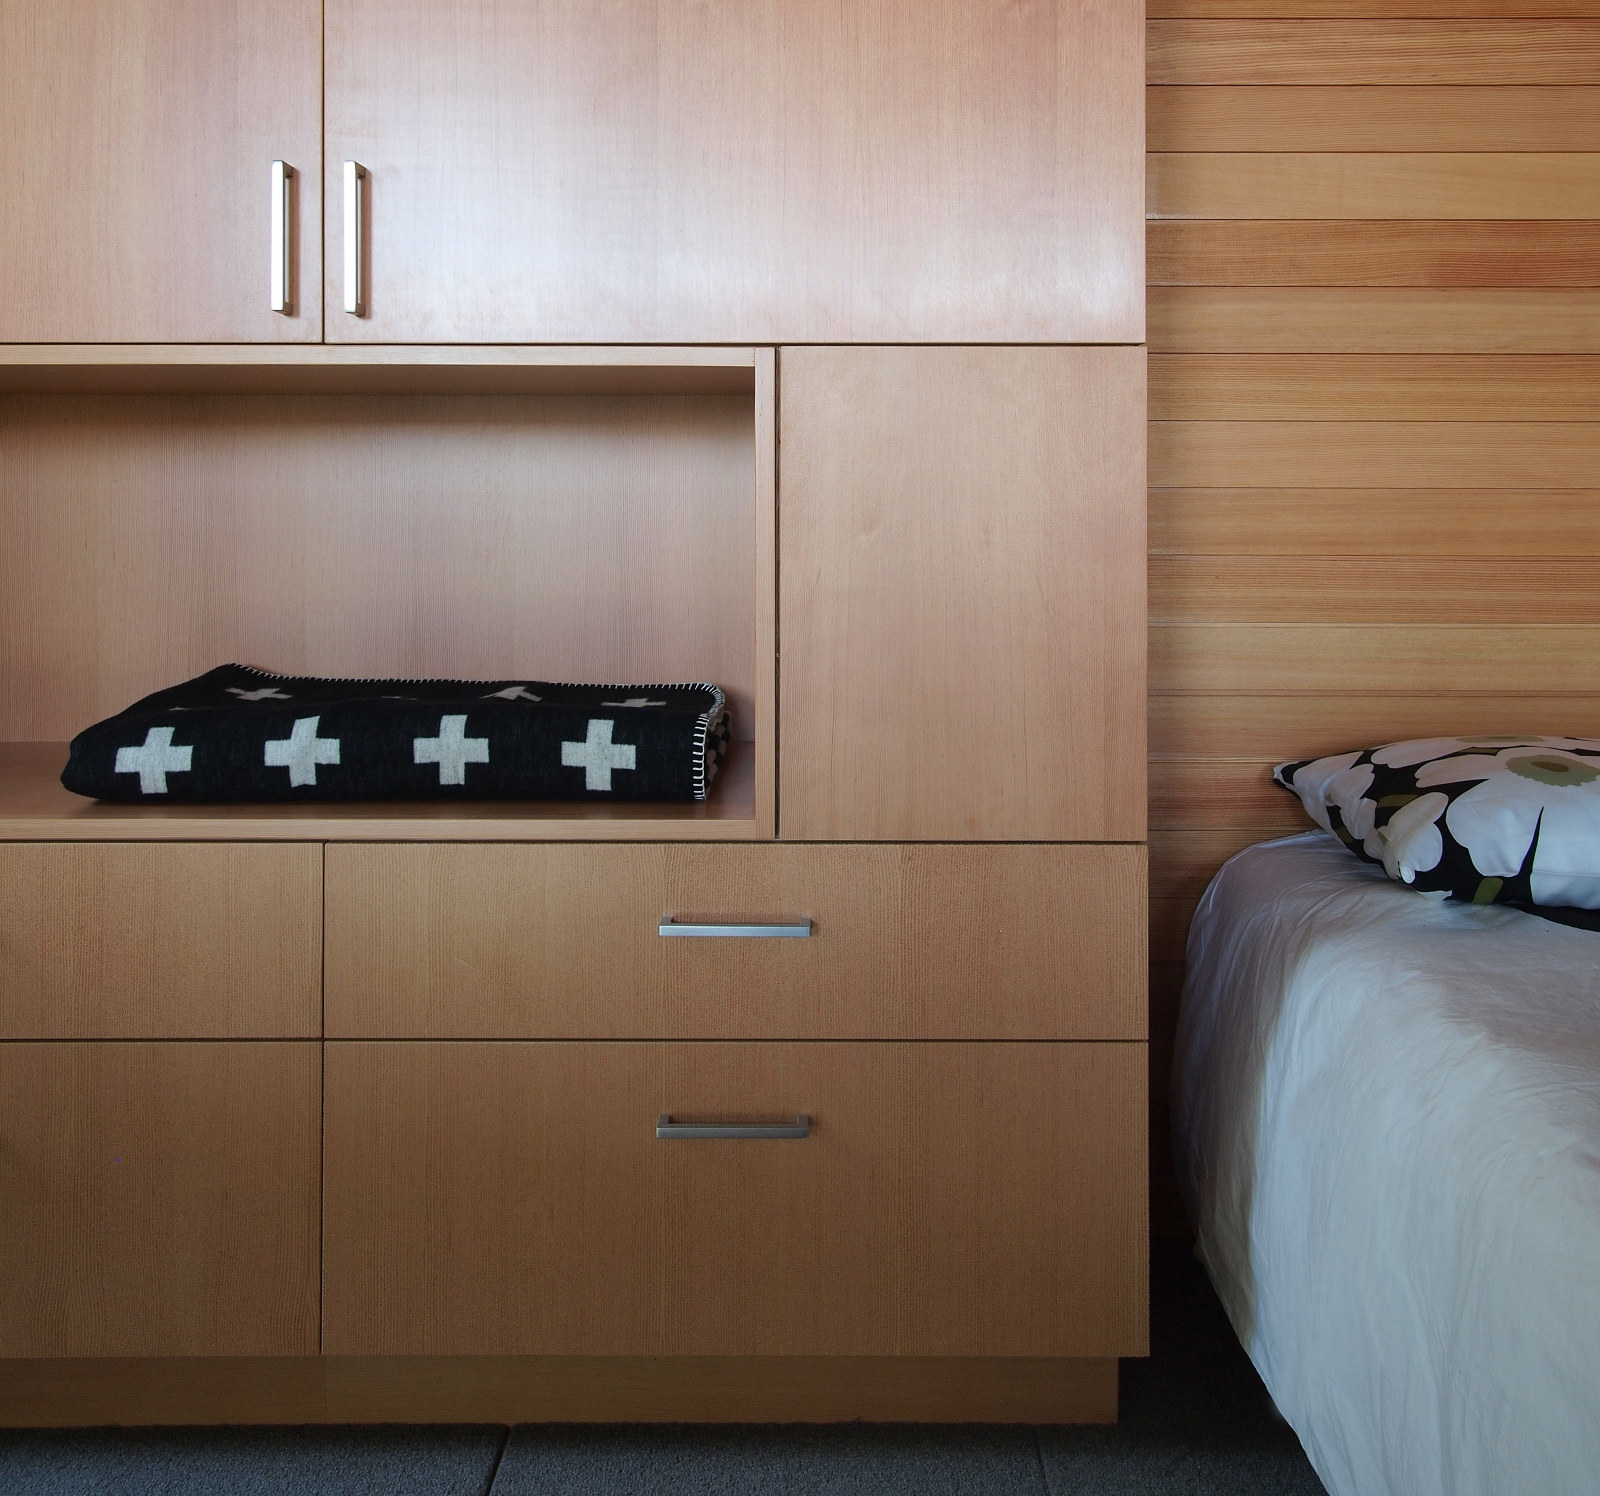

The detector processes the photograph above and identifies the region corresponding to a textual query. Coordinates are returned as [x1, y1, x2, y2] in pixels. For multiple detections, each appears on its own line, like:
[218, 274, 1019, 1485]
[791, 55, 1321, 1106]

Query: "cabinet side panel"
[0, 843, 321, 1038]
[0, 1042, 320, 1357]
[780, 347, 1148, 841]
[0, 1, 322, 342]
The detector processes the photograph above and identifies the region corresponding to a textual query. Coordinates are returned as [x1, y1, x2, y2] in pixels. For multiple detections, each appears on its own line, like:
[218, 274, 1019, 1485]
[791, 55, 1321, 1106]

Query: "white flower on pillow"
[1290, 752, 1378, 840]
[1372, 736, 1549, 770]
[1416, 747, 1600, 908]
[1372, 791, 1450, 884]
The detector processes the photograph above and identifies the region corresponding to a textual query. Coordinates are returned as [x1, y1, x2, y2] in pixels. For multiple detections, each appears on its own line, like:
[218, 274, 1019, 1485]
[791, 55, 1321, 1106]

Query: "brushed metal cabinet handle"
[270, 161, 293, 313]
[658, 919, 812, 938]
[656, 1114, 811, 1140]
[343, 161, 367, 316]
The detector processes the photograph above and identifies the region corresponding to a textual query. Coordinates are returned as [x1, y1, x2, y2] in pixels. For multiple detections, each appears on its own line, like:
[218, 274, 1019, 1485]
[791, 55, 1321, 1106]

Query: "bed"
[1172, 830, 1600, 1496]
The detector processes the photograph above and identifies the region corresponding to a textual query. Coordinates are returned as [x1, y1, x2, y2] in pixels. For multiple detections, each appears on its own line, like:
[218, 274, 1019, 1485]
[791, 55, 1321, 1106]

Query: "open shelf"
[0, 740, 758, 841]
[0, 346, 775, 840]
[0, 344, 759, 396]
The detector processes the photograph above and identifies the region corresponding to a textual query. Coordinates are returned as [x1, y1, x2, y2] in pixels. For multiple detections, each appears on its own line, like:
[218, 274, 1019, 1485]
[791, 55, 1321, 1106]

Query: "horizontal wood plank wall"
[1146, 5, 1600, 1234]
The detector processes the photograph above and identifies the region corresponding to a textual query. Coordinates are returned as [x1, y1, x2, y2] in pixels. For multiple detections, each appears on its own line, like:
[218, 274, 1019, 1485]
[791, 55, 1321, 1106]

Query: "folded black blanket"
[62, 666, 730, 803]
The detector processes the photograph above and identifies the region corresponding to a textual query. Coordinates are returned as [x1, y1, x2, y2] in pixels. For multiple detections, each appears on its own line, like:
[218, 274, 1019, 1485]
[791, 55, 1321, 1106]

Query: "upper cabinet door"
[0, 1, 322, 343]
[324, 0, 1144, 344]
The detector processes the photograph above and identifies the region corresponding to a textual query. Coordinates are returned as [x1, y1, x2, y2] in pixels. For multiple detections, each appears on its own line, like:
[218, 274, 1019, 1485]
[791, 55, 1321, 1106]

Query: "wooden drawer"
[0, 843, 321, 1038]
[325, 843, 1145, 1040]
[0, 1042, 320, 1357]
[323, 1040, 1147, 1358]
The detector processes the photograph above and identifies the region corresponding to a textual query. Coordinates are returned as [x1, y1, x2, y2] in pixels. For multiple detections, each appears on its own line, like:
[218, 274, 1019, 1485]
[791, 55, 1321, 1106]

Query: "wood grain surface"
[0, 1355, 1118, 1427]
[1150, 421, 1600, 488]
[322, 1041, 1147, 1358]
[324, 842, 1146, 1041]
[1150, 694, 1600, 758]
[0, 1, 322, 341]
[0, 1042, 319, 1357]
[0, 345, 760, 395]
[1150, 288, 1600, 352]
[1151, 2, 1600, 14]
[0, 392, 760, 746]
[1149, 223, 1600, 288]
[779, 346, 1146, 842]
[324, 0, 1143, 343]
[1147, 20, 1600, 83]
[1152, 556, 1599, 623]
[1152, 624, 1600, 696]
[1150, 154, 1600, 220]
[1151, 489, 1600, 555]
[1151, 357, 1600, 419]
[0, 843, 320, 1038]
[1149, 86, 1600, 150]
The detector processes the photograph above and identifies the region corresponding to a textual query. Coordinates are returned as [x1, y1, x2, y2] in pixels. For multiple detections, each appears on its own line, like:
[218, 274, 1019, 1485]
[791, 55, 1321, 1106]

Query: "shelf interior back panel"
[0, 391, 759, 745]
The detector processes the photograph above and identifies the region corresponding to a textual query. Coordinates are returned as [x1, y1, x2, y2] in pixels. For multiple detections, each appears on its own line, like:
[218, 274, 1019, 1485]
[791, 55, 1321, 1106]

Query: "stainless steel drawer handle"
[656, 1114, 810, 1140]
[270, 161, 294, 313]
[343, 160, 368, 316]
[658, 919, 812, 938]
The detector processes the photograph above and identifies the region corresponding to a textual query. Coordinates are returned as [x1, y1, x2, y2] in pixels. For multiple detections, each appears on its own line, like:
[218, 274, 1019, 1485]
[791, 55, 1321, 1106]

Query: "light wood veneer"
[322, 1041, 1147, 1359]
[0, 1355, 1119, 1427]
[0, 390, 759, 745]
[1148, 86, 1600, 151]
[324, 0, 1144, 343]
[779, 346, 1147, 843]
[323, 842, 1146, 1040]
[1147, 20, 1600, 85]
[0, 1, 321, 342]
[0, 843, 319, 1038]
[0, 1043, 320, 1357]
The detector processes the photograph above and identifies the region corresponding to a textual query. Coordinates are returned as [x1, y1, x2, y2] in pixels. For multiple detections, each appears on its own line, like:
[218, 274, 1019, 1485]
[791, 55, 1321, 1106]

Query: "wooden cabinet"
[322, 0, 1144, 344]
[0, 341, 1148, 1417]
[780, 346, 1148, 842]
[0, 1, 322, 342]
[0, 1042, 320, 1357]
[0, 0, 1146, 1426]
[323, 1040, 1146, 1358]
[325, 841, 1145, 1040]
[0, 843, 321, 1038]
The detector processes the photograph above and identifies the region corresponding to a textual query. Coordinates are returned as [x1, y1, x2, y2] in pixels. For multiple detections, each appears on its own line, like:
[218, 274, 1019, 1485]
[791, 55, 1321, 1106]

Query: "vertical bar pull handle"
[343, 161, 367, 316]
[270, 161, 293, 313]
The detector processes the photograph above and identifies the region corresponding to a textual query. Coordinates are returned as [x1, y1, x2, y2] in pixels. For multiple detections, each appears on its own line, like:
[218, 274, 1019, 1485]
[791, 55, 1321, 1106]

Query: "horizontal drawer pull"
[658, 918, 812, 938]
[656, 1114, 810, 1140]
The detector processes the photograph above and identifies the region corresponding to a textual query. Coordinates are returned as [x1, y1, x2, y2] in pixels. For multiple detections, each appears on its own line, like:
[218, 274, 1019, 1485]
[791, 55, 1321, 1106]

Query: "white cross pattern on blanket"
[114, 726, 193, 794]
[264, 716, 341, 787]
[228, 686, 290, 701]
[604, 697, 665, 708]
[485, 686, 542, 702]
[561, 718, 636, 791]
[414, 714, 490, 785]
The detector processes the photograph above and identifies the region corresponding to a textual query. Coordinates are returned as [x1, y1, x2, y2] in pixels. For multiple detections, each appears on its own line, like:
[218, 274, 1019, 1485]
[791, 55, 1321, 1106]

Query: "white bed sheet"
[1173, 832, 1600, 1496]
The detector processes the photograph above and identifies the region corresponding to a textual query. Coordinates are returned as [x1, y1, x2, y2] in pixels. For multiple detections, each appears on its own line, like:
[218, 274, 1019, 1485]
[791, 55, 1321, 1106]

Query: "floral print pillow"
[1274, 737, 1600, 909]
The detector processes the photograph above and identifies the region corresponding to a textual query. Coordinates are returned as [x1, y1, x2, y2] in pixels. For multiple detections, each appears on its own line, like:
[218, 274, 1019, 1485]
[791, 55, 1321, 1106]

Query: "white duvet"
[1173, 832, 1600, 1496]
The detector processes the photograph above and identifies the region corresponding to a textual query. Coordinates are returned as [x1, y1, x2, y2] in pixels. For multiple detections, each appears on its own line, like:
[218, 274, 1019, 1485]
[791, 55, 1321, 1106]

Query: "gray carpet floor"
[0, 1245, 1327, 1495]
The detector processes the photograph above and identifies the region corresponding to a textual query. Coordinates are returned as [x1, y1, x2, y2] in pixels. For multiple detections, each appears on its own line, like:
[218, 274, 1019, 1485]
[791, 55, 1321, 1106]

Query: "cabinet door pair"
[0, 0, 1144, 344]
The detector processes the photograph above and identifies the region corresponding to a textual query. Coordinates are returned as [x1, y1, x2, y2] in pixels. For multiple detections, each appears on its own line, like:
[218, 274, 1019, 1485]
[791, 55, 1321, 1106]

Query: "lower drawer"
[322, 1040, 1148, 1358]
[0, 1042, 320, 1357]
[325, 842, 1146, 1039]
